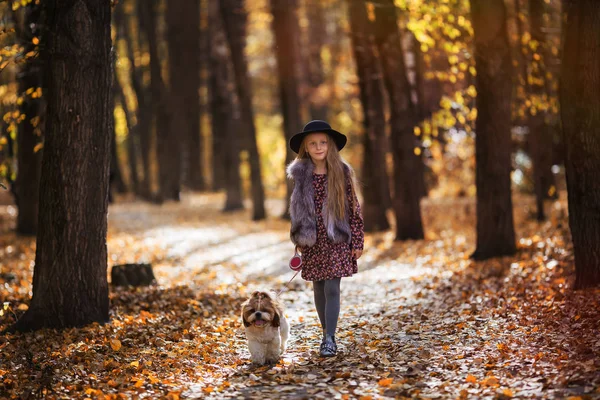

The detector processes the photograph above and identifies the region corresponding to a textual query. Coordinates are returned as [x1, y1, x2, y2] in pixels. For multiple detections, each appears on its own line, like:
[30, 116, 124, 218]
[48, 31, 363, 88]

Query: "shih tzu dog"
[241, 290, 289, 365]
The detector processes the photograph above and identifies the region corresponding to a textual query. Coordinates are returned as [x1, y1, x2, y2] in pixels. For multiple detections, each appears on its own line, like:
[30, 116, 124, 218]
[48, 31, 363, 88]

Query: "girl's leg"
[323, 278, 341, 337]
[312, 280, 326, 335]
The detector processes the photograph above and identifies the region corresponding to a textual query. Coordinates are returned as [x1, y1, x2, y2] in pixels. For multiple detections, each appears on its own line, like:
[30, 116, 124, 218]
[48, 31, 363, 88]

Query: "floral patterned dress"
[300, 173, 364, 281]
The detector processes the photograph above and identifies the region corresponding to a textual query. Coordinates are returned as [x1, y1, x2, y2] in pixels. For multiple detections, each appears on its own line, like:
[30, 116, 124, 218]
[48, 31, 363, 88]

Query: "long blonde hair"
[297, 135, 357, 220]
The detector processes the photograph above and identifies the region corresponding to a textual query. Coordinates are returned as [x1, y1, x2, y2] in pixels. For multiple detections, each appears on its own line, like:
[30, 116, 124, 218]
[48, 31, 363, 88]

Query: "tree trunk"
[347, 0, 390, 232]
[373, 0, 423, 240]
[305, 0, 329, 121]
[141, 0, 180, 202]
[270, 0, 304, 219]
[15, 4, 43, 236]
[167, 0, 204, 191]
[220, 0, 266, 220]
[560, 0, 600, 289]
[123, 0, 153, 199]
[110, 79, 127, 196]
[410, 33, 428, 199]
[470, 0, 516, 259]
[208, 0, 243, 210]
[528, 0, 554, 221]
[113, 4, 138, 194]
[114, 75, 139, 194]
[14, 0, 111, 331]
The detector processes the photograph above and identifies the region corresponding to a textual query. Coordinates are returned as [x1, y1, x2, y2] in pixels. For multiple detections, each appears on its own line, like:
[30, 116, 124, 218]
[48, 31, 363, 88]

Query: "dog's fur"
[241, 290, 289, 365]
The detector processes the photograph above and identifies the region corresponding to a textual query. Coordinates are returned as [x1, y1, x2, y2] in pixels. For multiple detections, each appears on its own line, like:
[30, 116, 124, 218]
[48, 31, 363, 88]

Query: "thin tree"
[167, 0, 204, 191]
[14, 4, 43, 235]
[220, 0, 266, 220]
[373, 0, 424, 240]
[305, 0, 329, 121]
[347, 0, 390, 232]
[124, 0, 153, 199]
[110, 55, 127, 198]
[208, 0, 243, 211]
[528, 0, 554, 221]
[13, 0, 112, 331]
[470, 0, 516, 259]
[560, 0, 600, 288]
[113, 2, 139, 194]
[140, 0, 180, 202]
[270, 0, 304, 219]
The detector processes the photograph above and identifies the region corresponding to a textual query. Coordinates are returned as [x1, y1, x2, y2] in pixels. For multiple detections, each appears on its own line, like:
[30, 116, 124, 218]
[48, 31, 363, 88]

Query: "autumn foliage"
[1, 193, 599, 398]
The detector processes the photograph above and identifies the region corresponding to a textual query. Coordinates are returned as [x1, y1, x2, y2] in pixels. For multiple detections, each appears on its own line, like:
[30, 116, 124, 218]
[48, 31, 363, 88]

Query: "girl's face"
[304, 133, 329, 162]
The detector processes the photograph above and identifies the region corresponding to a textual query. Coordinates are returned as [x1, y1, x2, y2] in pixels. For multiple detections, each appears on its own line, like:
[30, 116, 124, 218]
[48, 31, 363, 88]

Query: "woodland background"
[0, 0, 599, 398]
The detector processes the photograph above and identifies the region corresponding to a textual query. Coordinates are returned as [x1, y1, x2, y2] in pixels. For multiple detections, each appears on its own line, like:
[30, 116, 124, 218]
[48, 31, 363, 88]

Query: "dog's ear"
[241, 301, 251, 327]
[272, 309, 281, 327]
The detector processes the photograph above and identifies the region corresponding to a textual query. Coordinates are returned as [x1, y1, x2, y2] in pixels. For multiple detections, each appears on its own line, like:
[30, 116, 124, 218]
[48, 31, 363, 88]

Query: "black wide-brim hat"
[289, 120, 347, 154]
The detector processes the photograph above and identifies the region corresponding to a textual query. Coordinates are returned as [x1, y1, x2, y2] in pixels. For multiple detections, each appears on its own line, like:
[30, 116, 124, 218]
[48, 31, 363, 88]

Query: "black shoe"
[319, 335, 337, 357]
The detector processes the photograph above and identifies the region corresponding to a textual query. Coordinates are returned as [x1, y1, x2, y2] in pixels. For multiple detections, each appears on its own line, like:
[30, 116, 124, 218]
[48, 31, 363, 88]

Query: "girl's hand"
[352, 249, 363, 260]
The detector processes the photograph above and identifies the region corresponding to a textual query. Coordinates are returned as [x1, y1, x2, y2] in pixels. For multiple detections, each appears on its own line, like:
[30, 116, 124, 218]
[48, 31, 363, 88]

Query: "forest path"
[0, 193, 598, 399]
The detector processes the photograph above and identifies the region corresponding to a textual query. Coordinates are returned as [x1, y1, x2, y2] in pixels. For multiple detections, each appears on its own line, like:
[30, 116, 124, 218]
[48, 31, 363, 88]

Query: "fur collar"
[286, 158, 352, 247]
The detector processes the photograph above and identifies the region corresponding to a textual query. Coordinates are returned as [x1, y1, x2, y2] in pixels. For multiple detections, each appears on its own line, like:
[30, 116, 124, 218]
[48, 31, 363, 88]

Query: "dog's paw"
[250, 357, 266, 365]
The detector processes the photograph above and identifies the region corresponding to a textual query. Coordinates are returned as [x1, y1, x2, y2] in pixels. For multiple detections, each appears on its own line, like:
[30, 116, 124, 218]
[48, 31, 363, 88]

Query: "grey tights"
[312, 278, 341, 337]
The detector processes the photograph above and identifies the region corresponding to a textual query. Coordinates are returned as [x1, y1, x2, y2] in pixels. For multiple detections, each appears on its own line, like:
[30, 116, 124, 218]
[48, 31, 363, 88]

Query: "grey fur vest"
[286, 158, 352, 247]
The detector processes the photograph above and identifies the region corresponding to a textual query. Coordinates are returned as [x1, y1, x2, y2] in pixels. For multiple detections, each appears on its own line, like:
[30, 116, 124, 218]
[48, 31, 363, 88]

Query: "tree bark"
[113, 6, 139, 194]
[305, 0, 329, 121]
[15, 4, 43, 236]
[410, 33, 428, 199]
[560, 0, 600, 289]
[270, 0, 304, 219]
[347, 0, 390, 232]
[123, 0, 153, 199]
[528, 0, 554, 221]
[470, 0, 516, 259]
[14, 0, 111, 331]
[167, 0, 204, 191]
[208, 0, 243, 210]
[140, 0, 180, 202]
[220, 0, 266, 220]
[110, 73, 127, 197]
[373, 0, 423, 240]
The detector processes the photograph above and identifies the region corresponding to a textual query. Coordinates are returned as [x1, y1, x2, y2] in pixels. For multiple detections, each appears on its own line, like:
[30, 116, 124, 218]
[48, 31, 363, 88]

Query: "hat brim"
[289, 129, 347, 154]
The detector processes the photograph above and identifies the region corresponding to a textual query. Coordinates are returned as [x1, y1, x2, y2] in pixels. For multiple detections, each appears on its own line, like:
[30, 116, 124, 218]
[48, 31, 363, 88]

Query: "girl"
[286, 120, 364, 357]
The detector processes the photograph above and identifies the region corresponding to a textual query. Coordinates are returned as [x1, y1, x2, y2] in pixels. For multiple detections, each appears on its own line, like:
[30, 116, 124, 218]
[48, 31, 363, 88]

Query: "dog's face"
[241, 291, 281, 328]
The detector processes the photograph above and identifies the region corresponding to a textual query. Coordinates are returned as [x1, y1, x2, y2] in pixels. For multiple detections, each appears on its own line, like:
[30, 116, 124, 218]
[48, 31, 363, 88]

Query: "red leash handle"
[289, 246, 303, 271]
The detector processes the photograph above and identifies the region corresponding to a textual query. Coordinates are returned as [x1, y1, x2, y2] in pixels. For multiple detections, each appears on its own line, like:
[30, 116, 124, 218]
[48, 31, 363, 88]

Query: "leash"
[276, 269, 301, 297]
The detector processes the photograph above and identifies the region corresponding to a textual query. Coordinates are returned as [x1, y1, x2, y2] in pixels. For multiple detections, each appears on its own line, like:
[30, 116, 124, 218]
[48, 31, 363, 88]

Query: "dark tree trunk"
[114, 76, 139, 194]
[305, 0, 329, 121]
[270, 0, 304, 219]
[528, 0, 554, 221]
[110, 79, 127, 196]
[373, 0, 423, 240]
[167, 0, 204, 191]
[347, 0, 390, 232]
[124, 1, 153, 199]
[410, 33, 428, 199]
[560, 0, 600, 289]
[113, 4, 138, 194]
[470, 0, 516, 260]
[15, 4, 43, 236]
[220, 0, 266, 220]
[14, 0, 111, 331]
[141, 0, 180, 202]
[208, 0, 243, 210]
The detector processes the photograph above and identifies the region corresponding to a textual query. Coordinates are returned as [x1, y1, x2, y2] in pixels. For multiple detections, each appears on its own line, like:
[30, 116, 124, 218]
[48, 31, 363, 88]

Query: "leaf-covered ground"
[0, 193, 599, 399]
